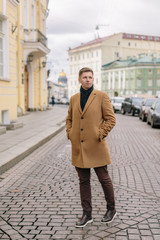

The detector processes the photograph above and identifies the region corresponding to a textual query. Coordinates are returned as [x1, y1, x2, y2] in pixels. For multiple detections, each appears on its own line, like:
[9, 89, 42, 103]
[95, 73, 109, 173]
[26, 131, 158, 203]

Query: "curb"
[0, 123, 66, 175]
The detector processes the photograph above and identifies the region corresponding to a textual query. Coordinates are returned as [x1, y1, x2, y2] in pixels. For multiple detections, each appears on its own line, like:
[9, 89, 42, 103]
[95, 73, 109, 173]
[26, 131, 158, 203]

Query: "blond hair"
[79, 67, 94, 78]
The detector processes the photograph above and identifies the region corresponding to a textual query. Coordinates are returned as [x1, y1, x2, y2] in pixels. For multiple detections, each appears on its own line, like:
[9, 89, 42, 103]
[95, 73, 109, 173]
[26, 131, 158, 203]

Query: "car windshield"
[132, 98, 144, 106]
[114, 98, 124, 103]
[155, 102, 160, 112]
[145, 99, 155, 106]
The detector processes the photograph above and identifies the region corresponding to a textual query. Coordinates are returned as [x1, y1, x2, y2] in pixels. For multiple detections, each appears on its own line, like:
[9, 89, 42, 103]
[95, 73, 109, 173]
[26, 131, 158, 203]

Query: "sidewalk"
[0, 105, 68, 175]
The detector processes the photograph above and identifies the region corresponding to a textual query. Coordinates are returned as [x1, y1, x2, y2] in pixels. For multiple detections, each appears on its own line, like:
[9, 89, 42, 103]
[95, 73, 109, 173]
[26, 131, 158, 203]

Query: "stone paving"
[0, 114, 160, 239]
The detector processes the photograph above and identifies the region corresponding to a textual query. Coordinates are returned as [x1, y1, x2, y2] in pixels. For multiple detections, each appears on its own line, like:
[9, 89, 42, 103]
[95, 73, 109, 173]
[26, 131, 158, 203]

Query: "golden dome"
[59, 71, 66, 77]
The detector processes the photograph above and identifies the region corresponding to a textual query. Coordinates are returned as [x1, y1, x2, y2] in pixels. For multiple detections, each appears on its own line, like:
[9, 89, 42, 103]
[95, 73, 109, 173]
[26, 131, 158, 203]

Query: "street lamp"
[27, 54, 34, 63]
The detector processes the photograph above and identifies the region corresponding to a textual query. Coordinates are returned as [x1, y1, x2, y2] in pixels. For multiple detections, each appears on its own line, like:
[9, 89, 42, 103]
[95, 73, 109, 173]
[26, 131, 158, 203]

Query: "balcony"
[23, 29, 50, 61]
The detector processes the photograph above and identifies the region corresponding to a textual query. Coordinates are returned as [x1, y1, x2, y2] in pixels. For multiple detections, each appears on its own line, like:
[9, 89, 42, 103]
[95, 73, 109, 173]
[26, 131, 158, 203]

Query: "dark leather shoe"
[75, 214, 93, 228]
[101, 209, 117, 223]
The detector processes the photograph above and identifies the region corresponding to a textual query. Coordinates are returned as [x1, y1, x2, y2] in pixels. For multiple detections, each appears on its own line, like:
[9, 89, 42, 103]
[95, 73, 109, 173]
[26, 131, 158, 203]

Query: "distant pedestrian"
[51, 96, 55, 106]
[66, 67, 117, 228]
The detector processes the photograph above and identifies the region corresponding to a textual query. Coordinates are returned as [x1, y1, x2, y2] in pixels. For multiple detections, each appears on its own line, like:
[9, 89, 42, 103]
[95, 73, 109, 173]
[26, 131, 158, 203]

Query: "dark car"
[121, 97, 144, 116]
[139, 98, 156, 121]
[147, 99, 160, 128]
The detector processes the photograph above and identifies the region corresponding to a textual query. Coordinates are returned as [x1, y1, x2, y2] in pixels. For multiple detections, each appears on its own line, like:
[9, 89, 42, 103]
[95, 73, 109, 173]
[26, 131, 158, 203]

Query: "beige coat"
[66, 89, 116, 168]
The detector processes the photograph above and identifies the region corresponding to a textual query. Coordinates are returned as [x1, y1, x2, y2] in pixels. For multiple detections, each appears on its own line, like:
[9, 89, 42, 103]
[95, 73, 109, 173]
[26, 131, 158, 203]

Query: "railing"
[24, 29, 48, 47]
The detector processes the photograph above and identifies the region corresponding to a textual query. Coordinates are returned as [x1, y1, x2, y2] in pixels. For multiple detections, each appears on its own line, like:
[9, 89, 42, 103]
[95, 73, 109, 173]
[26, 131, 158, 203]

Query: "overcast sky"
[47, 0, 160, 82]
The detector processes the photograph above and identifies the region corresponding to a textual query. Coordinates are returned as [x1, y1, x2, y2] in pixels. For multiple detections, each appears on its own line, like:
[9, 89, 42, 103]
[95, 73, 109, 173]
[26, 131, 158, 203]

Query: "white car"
[111, 97, 124, 113]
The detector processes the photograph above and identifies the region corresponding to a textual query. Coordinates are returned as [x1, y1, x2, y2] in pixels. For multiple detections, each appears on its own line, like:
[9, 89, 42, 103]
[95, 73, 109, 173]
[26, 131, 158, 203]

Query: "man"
[66, 67, 116, 228]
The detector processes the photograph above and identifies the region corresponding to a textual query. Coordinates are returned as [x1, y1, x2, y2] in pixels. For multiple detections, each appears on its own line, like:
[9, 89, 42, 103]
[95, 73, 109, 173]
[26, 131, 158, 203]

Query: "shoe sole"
[101, 212, 117, 224]
[75, 219, 93, 228]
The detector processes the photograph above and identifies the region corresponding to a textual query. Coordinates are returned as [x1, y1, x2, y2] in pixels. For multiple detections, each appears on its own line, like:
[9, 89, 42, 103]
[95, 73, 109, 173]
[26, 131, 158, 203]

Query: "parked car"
[139, 98, 156, 121]
[147, 99, 160, 128]
[111, 97, 124, 113]
[121, 97, 144, 116]
[61, 97, 69, 104]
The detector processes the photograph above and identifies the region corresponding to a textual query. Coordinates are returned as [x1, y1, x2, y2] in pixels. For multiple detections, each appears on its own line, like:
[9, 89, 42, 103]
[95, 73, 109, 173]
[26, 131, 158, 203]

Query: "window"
[155, 37, 159, 41]
[128, 42, 131, 46]
[137, 79, 141, 87]
[0, 16, 9, 79]
[148, 69, 152, 73]
[116, 52, 119, 57]
[134, 35, 139, 39]
[157, 79, 160, 86]
[118, 41, 120, 45]
[24, 0, 29, 29]
[126, 34, 131, 38]
[0, 20, 3, 77]
[141, 35, 145, 40]
[148, 79, 152, 87]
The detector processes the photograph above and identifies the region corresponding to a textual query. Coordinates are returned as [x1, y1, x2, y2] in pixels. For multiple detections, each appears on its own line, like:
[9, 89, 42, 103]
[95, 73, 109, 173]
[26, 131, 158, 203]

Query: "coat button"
[81, 140, 84, 143]
[81, 128, 83, 131]
[81, 117, 84, 119]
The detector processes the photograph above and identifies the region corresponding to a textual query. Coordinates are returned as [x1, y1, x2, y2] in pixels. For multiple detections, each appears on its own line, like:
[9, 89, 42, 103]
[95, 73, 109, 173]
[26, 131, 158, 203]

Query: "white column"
[108, 72, 111, 89]
[28, 63, 34, 109]
[3, 0, 6, 15]
[112, 72, 115, 89]
[123, 71, 125, 89]
[118, 71, 121, 89]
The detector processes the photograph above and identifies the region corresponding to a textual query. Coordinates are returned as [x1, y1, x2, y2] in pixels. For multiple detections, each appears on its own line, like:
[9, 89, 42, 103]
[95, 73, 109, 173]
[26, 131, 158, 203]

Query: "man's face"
[79, 71, 94, 90]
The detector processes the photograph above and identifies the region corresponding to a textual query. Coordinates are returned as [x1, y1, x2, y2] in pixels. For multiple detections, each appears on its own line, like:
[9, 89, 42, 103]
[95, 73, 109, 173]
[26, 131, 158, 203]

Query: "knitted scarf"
[80, 85, 94, 111]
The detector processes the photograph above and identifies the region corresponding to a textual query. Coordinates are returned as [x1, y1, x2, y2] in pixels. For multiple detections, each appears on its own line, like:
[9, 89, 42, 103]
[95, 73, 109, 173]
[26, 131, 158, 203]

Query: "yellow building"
[0, 0, 50, 124]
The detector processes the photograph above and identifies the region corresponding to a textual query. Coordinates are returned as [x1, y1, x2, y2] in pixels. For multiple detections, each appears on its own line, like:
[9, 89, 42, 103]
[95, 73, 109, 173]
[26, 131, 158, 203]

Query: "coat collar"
[78, 89, 96, 115]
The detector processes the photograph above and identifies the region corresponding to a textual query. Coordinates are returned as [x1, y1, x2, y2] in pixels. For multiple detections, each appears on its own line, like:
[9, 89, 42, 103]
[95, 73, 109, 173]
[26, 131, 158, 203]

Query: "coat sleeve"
[99, 93, 116, 141]
[66, 97, 72, 139]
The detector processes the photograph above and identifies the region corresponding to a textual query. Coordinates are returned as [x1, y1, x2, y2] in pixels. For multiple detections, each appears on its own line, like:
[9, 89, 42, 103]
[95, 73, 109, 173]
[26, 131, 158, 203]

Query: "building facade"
[0, 0, 50, 124]
[102, 54, 160, 97]
[68, 32, 160, 99]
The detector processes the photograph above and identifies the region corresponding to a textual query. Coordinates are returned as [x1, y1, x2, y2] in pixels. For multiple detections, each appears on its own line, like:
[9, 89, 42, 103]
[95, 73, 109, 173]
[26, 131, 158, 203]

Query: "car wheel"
[142, 114, 145, 122]
[131, 109, 135, 116]
[121, 108, 125, 115]
[151, 118, 155, 128]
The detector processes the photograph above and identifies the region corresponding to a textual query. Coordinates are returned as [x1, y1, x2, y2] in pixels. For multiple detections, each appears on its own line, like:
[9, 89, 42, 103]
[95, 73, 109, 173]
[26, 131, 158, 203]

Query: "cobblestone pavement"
[0, 114, 160, 240]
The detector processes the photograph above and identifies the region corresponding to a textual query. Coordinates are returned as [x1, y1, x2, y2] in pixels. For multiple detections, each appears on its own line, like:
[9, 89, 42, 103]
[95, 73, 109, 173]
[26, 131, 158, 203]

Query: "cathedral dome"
[58, 70, 67, 85]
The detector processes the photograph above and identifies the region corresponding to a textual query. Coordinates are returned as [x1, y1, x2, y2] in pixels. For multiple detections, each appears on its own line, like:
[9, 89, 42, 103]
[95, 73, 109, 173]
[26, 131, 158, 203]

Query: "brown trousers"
[75, 165, 115, 216]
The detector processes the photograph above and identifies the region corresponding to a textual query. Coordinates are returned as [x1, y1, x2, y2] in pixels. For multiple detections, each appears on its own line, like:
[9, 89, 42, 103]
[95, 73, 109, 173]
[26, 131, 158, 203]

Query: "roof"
[69, 33, 119, 51]
[69, 32, 160, 52]
[102, 55, 160, 70]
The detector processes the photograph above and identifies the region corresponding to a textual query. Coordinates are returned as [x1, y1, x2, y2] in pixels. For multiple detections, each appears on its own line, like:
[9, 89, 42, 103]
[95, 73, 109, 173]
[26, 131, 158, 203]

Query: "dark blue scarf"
[80, 85, 94, 111]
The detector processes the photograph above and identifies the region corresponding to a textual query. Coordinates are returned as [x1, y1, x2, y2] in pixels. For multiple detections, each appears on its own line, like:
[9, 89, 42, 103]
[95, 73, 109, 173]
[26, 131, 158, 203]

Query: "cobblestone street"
[0, 114, 160, 240]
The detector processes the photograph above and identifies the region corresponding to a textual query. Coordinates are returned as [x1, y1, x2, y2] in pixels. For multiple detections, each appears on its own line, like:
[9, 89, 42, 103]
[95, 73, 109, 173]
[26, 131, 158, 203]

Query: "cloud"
[47, 0, 107, 35]
[47, 0, 160, 82]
